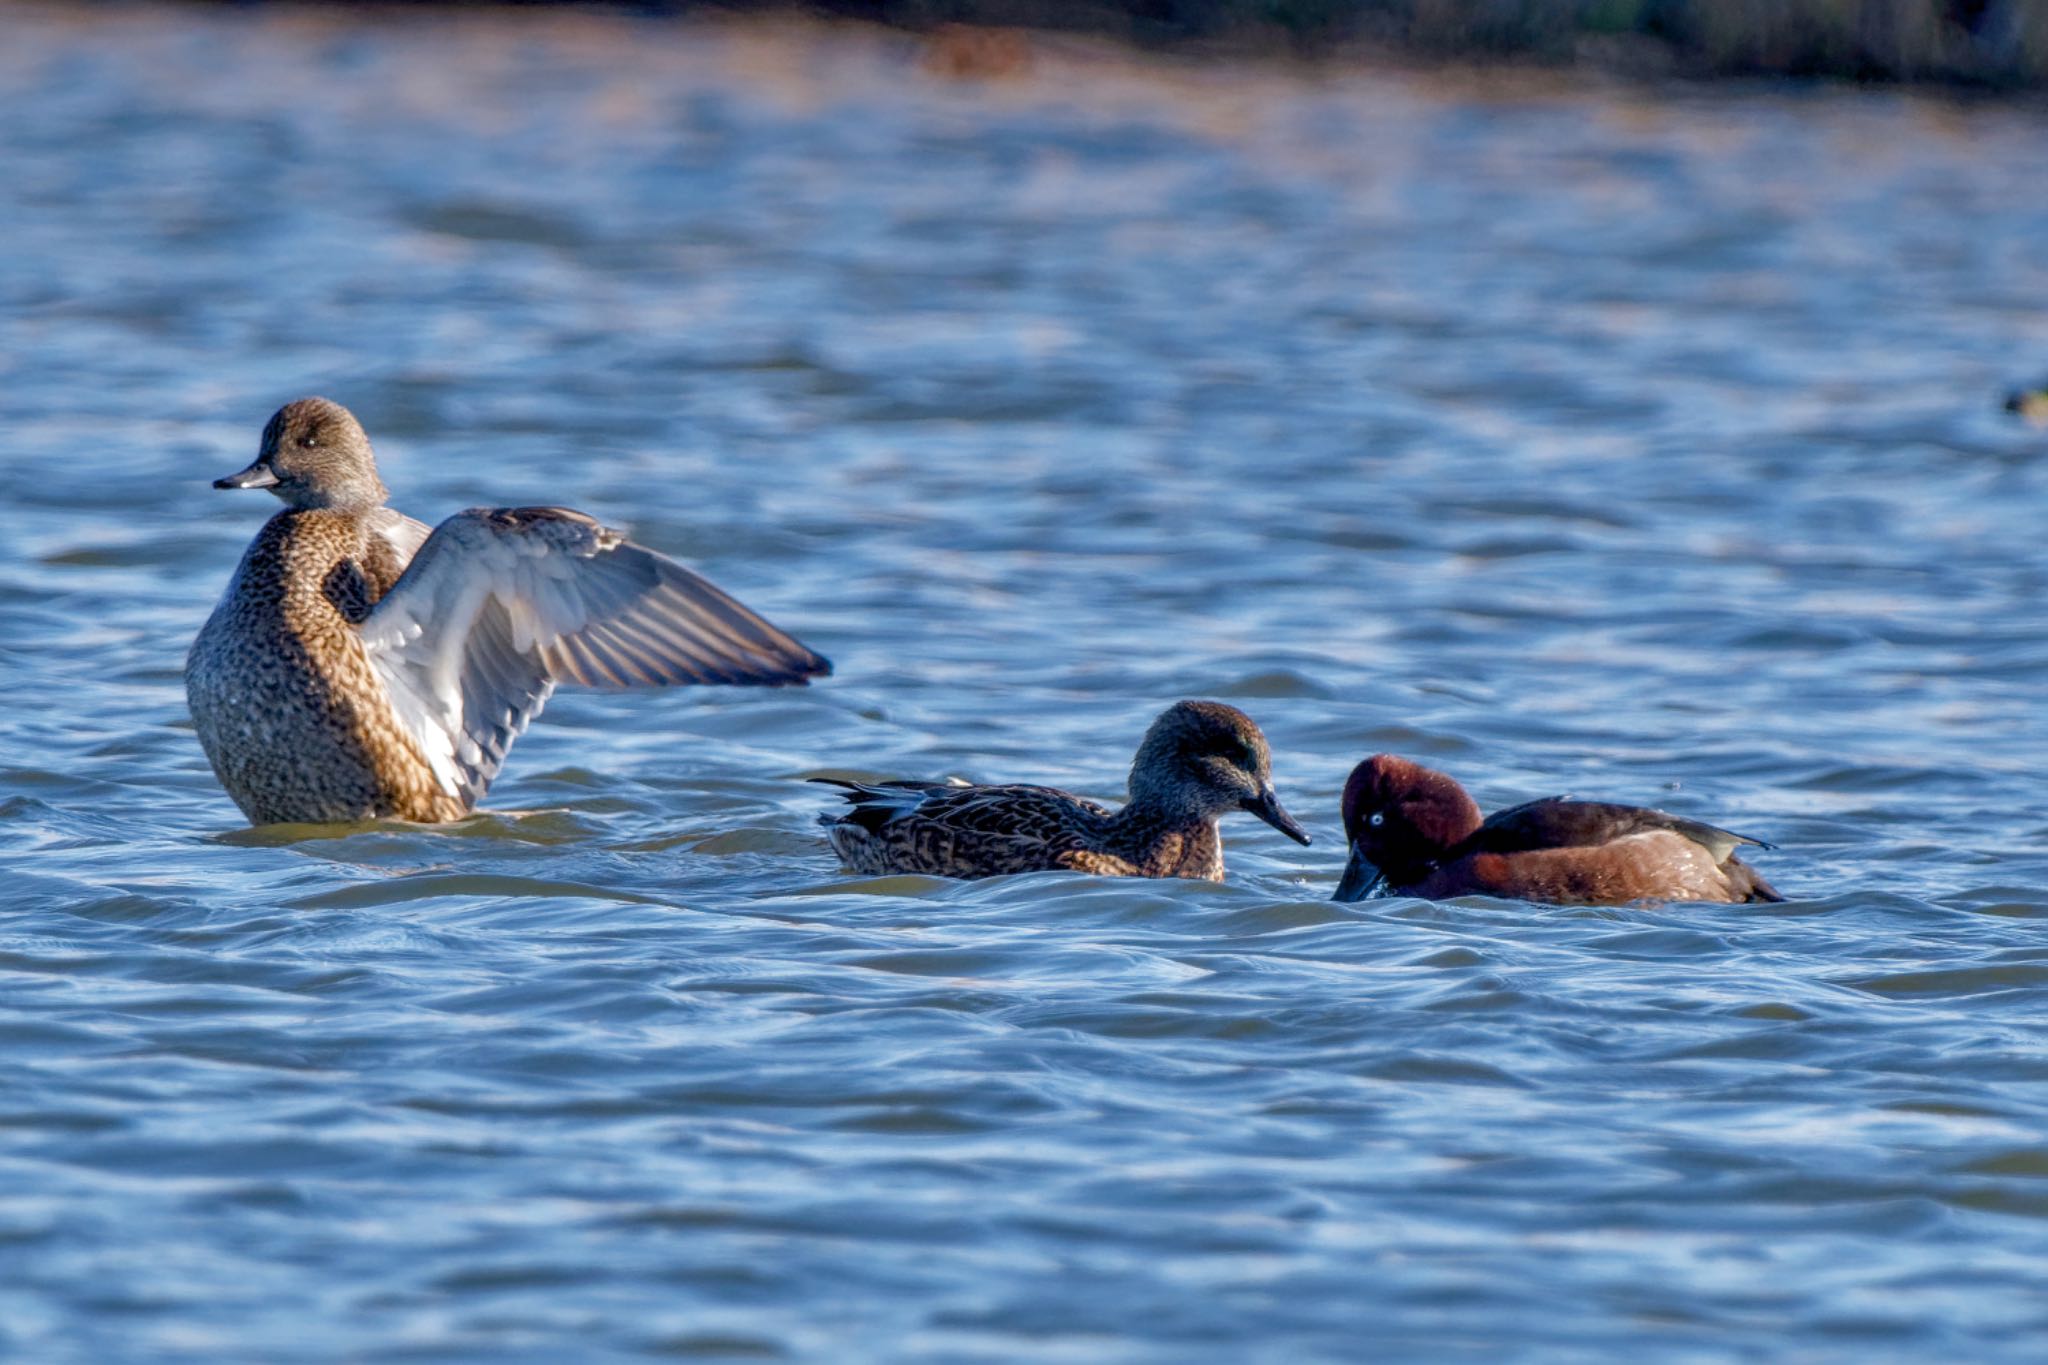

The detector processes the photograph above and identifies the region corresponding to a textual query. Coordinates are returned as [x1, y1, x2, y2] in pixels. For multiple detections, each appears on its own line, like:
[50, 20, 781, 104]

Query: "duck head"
[1128, 700, 1310, 845]
[1334, 754, 1483, 901]
[215, 398, 389, 512]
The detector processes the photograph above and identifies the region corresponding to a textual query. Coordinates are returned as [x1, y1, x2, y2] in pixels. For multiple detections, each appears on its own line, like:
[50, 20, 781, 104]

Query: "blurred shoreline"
[140, 0, 2048, 90]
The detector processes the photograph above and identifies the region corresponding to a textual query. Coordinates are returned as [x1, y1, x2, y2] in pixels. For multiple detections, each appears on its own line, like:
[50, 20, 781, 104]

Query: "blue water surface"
[3, 6, 2048, 1360]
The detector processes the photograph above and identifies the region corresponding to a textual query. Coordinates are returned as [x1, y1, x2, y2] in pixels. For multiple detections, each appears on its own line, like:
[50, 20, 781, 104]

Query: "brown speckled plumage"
[814, 701, 1310, 881]
[1333, 754, 1784, 906]
[186, 397, 830, 827]
[187, 504, 465, 824]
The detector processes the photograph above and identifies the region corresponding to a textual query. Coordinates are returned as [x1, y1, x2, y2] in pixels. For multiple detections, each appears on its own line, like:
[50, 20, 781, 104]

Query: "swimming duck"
[186, 397, 830, 826]
[814, 700, 1310, 880]
[1333, 755, 1782, 905]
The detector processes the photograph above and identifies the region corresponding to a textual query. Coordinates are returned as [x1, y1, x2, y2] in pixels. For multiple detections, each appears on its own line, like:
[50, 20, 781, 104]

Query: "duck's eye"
[1369, 812, 1385, 828]
[298, 432, 320, 448]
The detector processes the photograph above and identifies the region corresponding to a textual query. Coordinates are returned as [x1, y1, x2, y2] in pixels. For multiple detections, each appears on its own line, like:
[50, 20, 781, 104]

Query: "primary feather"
[363, 506, 830, 809]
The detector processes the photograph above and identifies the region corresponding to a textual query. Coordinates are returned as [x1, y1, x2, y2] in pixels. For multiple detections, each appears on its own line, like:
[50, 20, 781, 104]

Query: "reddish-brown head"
[1334, 755, 1484, 900]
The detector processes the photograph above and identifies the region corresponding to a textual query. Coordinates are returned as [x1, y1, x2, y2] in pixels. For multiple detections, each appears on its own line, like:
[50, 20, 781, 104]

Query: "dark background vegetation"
[504, 0, 2047, 86]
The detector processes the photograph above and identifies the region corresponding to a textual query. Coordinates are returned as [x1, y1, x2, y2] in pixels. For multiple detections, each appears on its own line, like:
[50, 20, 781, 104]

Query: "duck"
[1332, 754, 1782, 905]
[814, 700, 1310, 880]
[185, 397, 830, 826]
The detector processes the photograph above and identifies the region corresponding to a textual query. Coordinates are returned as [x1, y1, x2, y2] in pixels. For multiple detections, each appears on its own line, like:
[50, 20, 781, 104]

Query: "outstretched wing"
[363, 506, 830, 808]
[368, 506, 434, 567]
[1464, 797, 1771, 865]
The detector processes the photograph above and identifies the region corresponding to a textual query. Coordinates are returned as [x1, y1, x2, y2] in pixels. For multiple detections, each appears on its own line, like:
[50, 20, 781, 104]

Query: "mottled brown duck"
[815, 700, 1310, 881]
[1333, 754, 1782, 906]
[186, 397, 829, 826]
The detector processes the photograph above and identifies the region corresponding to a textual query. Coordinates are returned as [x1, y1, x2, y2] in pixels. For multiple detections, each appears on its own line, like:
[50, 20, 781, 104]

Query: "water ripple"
[2, 7, 2048, 1362]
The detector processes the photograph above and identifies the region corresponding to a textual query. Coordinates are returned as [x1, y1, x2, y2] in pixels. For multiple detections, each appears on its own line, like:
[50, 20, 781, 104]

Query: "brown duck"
[1333, 754, 1783, 906]
[185, 397, 830, 826]
[815, 700, 1311, 881]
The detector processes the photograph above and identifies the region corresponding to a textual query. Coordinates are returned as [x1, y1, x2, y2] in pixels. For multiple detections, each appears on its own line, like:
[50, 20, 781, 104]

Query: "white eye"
[1369, 812, 1384, 827]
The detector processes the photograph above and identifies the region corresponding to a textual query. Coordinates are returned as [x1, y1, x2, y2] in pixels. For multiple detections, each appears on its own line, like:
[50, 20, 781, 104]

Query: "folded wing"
[362, 507, 829, 808]
[813, 779, 1112, 839]
[1466, 798, 1770, 865]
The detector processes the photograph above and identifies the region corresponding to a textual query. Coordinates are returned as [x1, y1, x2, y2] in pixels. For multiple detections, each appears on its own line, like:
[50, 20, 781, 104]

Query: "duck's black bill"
[1242, 786, 1311, 846]
[1332, 842, 1384, 902]
[214, 460, 279, 490]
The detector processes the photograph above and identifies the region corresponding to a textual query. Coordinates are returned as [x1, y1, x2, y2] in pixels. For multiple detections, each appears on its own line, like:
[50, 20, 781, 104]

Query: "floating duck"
[186, 398, 828, 825]
[815, 700, 1309, 880]
[1334, 754, 1781, 905]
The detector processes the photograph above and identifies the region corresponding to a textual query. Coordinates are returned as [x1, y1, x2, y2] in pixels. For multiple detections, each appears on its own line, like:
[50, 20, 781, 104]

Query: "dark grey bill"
[1332, 841, 1384, 902]
[215, 460, 279, 490]
[1242, 785, 1311, 846]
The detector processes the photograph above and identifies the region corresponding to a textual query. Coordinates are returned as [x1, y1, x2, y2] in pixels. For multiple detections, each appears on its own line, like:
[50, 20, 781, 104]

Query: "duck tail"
[809, 776, 867, 827]
[807, 776, 950, 834]
[1729, 857, 1786, 903]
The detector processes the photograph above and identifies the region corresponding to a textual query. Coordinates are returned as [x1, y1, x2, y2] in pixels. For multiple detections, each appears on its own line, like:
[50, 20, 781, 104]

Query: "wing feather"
[369, 507, 435, 566]
[363, 506, 829, 807]
[813, 779, 1114, 840]
[1465, 798, 1770, 864]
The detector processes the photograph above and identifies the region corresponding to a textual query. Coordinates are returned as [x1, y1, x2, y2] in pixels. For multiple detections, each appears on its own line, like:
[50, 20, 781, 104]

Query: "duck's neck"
[1108, 799, 1226, 881]
[1377, 812, 1477, 892]
[1376, 845, 1444, 892]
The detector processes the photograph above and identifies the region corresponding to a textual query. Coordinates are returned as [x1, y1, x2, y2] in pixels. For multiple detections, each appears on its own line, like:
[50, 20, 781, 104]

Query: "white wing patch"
[368, 507, 434, 565]
[360, 507, 828, 808]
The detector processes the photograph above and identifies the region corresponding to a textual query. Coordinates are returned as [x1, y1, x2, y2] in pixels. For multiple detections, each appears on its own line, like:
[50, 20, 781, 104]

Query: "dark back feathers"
[1459, 798, 1772, 865]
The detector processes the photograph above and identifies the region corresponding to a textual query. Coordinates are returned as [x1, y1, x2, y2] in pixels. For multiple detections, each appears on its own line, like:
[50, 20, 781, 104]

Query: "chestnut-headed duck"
[1334, 754, 1782, 906]
[815, 700, 1310, 881]
[186, 397, 829, 826]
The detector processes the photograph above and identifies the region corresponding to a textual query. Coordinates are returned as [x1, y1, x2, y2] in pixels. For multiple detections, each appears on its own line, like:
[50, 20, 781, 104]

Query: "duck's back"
[817, 780, 1125, 879]
[1435, 799, 1782, 905]
[186, 508, 451, 825]
[816, 779, 1225, 880]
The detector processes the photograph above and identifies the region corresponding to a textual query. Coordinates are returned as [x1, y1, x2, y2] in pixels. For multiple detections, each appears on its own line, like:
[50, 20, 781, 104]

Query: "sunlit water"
[3, 5, 2048, 1359]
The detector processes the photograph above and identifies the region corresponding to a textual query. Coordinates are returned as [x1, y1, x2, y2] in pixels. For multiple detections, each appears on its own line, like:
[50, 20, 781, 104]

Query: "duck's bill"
[1242, 786, 1311, 846]
[214, 460, 279, 490]
[1332, 841, 1385, 902]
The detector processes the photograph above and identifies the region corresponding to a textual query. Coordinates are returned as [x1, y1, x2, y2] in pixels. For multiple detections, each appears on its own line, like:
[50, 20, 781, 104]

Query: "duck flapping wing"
[361, 506, 829, 808]
[368, 506, 434, 564]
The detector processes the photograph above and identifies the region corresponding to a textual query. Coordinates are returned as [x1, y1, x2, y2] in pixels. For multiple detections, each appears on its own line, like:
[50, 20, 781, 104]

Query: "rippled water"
[4, 5, 2048, 1359]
